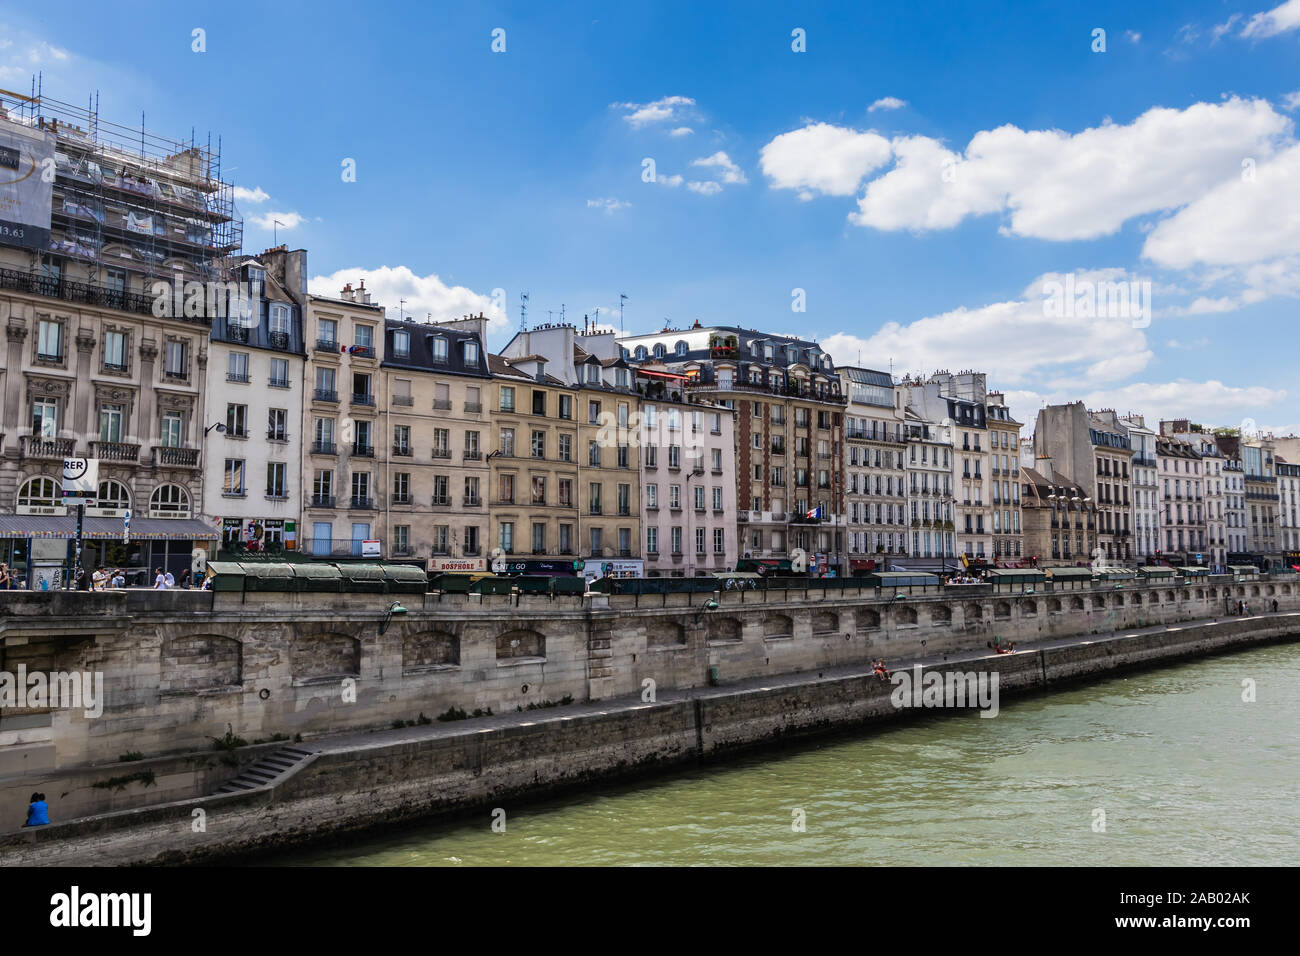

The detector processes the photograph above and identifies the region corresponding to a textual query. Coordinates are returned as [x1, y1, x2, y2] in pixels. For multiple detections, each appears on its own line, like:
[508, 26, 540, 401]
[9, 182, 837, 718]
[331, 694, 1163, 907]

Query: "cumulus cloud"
[234, 186, 270, 204]
[846, 98, 1291, 240]
[249, 211, 306, 231]
[868, 96, 907, 112]
[309, 266, 508, 331]
[1241, 0, 1300, 38]
[759, 122, 893, 198]
[612, 95, 695, 128]
[691, 151, 747, 184]
[686, 180, 722, 196]
[820, 268, 1154, 389]
[1284, 90, 1300, 111]
[1143, 144, 1300, 277]
[668, 127, 693, 137]
[586, 197, 630, 212]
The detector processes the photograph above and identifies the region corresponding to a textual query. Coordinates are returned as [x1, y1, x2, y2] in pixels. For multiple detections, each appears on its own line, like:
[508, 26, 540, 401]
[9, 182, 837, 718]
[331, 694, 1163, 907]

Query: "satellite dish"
[489, 548, 506, 574]
[790, 547, 808, 573]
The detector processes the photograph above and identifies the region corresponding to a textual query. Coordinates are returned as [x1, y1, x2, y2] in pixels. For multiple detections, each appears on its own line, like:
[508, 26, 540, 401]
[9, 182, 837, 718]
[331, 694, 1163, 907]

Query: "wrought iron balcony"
[91, 441, 140, 462]
[152, 445, 200, 469]
[21, 436, 76, 459]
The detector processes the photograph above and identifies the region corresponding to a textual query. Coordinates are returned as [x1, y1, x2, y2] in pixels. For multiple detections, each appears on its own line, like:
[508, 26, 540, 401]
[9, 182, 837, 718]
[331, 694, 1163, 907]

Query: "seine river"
[281, 642, 1299, 866]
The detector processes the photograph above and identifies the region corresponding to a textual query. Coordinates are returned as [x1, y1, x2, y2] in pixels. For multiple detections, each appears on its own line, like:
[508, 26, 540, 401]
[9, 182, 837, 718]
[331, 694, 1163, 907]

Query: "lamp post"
[379, 600, 407, 635]
[204, 422, 227, 436]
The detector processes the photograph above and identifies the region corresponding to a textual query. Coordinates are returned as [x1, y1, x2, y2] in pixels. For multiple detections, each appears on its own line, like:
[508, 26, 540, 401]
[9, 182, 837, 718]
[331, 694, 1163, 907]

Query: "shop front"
[0, 513, 219, 588]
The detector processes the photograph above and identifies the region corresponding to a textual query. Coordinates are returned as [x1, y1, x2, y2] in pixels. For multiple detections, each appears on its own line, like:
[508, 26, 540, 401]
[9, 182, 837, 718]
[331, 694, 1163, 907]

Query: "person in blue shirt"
[24, 792, 49, 827]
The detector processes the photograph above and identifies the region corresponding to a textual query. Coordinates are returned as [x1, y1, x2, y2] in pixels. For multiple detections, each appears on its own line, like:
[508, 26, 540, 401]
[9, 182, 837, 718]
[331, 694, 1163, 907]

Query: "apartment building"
[1120, 414, 1160, 563]
[620, 325, 846, 573]
[901, 408, 957, 571]
[1154, 436, 1205, 562]
[840, 367, 908, 572]
[1019, 460, 1099, 566]
[900, 371, 991, 561]
[1158, 420, 1225, 567]
[300, 280, 387, 558]
[1216, 434, 1249, 557]
[0, 95, 231, 583]
[202, 249, 306, 554]
[1278, 458, 1300, 555]
[1242, 435, 1279, 560]
[1034, 404, 1135, 565]
[986, 391, 1023, 562]
[376, 315, 491, 569]
[497, 322, 643, 579]
[633, 366, 738, 576]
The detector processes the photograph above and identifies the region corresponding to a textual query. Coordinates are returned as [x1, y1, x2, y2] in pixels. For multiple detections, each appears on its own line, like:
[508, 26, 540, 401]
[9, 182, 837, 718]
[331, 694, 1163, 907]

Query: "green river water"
[281, 642, 1299, 866]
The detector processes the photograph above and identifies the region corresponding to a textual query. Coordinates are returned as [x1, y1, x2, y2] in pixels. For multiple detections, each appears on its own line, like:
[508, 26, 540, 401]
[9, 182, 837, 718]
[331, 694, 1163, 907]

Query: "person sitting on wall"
[24, 792, 49, 828]
[0, 562, 10, 590]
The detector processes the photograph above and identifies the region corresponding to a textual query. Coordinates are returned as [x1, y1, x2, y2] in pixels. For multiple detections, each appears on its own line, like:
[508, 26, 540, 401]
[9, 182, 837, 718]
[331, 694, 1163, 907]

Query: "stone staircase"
[213, 745, 315, 795]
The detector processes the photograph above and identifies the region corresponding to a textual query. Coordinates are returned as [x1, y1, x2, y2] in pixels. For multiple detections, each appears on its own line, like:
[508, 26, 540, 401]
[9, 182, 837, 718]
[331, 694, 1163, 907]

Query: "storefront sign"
[61, 458, 98, 500]
[361, 539, 381, 558]
[431, 558, 485, 572]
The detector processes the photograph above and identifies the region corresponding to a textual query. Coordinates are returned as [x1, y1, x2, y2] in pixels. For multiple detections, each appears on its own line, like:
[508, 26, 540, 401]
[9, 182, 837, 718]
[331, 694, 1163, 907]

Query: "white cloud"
[821, 268, 1154, 389]
[668, 127, 693, 137]
[1143, 143, 1300, 270]
[686, 180, 722, 196]
[691, 151, 747, 184]
[868, 96, 907, 112]
[612, 95, 695, 128]
[848, 97, 1291, 240]
[1241, 0, 1300, 38]
[249, 211, 305, 231]
[309, 266, 508, 331]
[1125, 30, 1142, 43]
[657, 173, 683, 188]
[1165, 337, 1212, 349]
[1212, 14, 1242, 41]
[234, 186, 270, 204]
[759, 122, 893, 198]
[1283, 91, 1300, 111]
[586, 197, 630, 212]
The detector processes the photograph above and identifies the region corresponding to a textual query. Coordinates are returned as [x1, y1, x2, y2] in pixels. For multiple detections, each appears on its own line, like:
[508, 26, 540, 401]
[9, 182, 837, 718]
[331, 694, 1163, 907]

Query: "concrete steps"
[213, 745, 314, 795]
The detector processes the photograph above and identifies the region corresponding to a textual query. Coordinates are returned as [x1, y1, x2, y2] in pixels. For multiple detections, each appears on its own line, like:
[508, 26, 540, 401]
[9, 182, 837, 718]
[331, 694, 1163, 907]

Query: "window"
[694, 485, 705, 511]
[531, 430, 546, 458]
[164, 339, 187, 378]
[532, 476, 547, 505]
[161, 412, 183, 447]
[712, 448, 723, 472]
[646, 445, 657, 467]
[228, 351, 250, 382]
[351, 471, 371, 502]
[499, 428, 513, 457]
[104, 330, 127, 370]
[266, 462, 287, 498]
[463, 341, 479, 366]
[464, 476, 480, 505]
[589, 401, 602, 424]
[269, 304, 291, 335]
[618, 483, 631, 515]
[393, 424, 411, 454]
[696, 527, 706, 555]
[354, 324, 373, 349]
[588, 441, 601, 467]
[314, 470, 334, 498]
[393, 471, 410, 502]
[17, 476, 61, 510]
[500, 386, 515, 412]
[559, 395, 572, 420]
[391, 524, 410, 554]
[318, 318, 337, 346]
[226, 404, 247, 438]
[32, 398, 58, 437]
[586, 365, 600, 384]
[714, 528, 725, 554]
[589, 483, 603, 514]
[671, 527, 682, 554]
[713, 486, 723, 510]
[670, 485, 681, 509]
[646, 484, 658, 508]
[315, 366, 336, 393]
[531, 390, 547, 415]
[392, 330, 410, 358]
[99, 403, 124, 443]
[669, 445, 681, 469]
[590, 527, 603, 554]
[268, 408, 288, 441]
[559, 434, 573, 462]
[150, 484, 190, 517]
[559, 478, 573, 507]
[224, 459, 245, 495]
[647, 527, 659, 553]
[500, 473, 515, 504]
[499, 521, 515, 553]
[37, 319, 62, 360]
[559, 523, 572, 553]
[269, 357, 289, 387]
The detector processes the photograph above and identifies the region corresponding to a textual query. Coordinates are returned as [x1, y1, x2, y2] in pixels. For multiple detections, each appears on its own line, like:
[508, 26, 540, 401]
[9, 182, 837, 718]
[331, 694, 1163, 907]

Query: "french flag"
[806, 505, 822, 519]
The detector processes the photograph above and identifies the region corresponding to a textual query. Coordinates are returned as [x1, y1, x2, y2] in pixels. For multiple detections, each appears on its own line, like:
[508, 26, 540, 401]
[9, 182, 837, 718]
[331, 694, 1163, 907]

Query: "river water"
[280, 642, 1299, 866]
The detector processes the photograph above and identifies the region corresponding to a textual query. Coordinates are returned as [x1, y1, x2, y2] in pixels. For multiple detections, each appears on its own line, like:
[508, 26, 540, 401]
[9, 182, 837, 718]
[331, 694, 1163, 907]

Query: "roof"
[381, 319, 492, 379]
[844, 367, 893, 387]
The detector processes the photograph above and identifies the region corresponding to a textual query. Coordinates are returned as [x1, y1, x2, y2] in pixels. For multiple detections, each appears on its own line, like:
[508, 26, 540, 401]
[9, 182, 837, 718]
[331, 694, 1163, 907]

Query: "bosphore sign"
[0, 116, 54, 253]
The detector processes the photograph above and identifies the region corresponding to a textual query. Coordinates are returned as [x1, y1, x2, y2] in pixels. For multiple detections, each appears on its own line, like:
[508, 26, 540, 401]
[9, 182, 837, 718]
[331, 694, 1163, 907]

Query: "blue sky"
[4, 0, 1299, 434]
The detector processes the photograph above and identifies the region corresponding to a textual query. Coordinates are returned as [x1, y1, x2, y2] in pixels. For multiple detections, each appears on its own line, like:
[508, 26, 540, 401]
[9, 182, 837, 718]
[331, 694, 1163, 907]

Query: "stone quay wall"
[0, 610, 1294, 866]
[1, 576, 1295, 776]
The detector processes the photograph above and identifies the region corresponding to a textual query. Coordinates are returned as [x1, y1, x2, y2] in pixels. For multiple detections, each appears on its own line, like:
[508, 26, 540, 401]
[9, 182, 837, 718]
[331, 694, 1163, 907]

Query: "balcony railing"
[464, 402, 482, 413]
[308, 494, 336, 509]
[349, 496, 376, 510]
[152, 445, 200, 469]
[0, 267, 194, 321]
[464, 450, 482, 461]
[269, 377, 290, 389]
[226, 371, 250, 383]
[313, 388, 338, 403]
[21, 436, 76, 459]
[268, 331, 290, 351]
[311, 441, 337, 455]
[431, 495, 451, 507]
[392, 444, 412, 457]
[433, 399, 452, 410]
[315, 338, 338, 352]
[351, 393, 375, 407]
[350, 345, 376, 359]
[267, 429, 289, 442]
[463, 496, 482, 507]
[431, 448, 452, 459]
[392, 395, 413, 406]
[352, 444, 375, 458]
[91, 441, 140, 462]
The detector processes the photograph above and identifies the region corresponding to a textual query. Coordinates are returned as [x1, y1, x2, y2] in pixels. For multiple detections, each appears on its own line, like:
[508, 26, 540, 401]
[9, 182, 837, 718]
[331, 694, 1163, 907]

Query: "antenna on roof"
[519, 292, 529, 333]
[619, 293, 628, 337]
[399, 297, 406, 322]
[560, 303, 566, 326]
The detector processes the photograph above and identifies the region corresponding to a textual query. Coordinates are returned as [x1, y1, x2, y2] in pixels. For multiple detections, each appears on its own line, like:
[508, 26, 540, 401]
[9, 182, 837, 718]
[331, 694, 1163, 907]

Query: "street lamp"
[888, 591, 907, 608]
[379, 601, 407, 635]
[693, 596, 720, 624]
[204, 422, 227, 436]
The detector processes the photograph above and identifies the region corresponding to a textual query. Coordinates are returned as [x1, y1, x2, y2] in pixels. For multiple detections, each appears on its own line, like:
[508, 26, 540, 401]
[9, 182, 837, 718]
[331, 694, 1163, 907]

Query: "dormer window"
[392, 330, 410, 358]
[431, 337, 448, 362]
[675, 340, 688, 356]
[653, 344, 666, 359]
[247, 266, 265, 291]
[586, 364, 600, 384]
[616, 368, 628, 387]
[764, 345, 773, 362]
[464, 341, 479, 365]
[635, 346, 647, 360]
[269, 304, 290, 334]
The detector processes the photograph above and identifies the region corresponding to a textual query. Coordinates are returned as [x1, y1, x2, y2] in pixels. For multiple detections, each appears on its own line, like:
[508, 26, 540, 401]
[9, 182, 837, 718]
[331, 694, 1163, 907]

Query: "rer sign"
[62, 457, 99, 500]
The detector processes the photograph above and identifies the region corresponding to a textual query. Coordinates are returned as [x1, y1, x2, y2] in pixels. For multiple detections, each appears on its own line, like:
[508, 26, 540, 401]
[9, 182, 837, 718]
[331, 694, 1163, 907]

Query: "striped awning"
[0, 514, 218, 540]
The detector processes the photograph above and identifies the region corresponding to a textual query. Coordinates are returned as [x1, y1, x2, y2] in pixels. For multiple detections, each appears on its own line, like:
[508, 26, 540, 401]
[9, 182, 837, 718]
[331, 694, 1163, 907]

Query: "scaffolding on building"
[0, 78, 242, 292]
